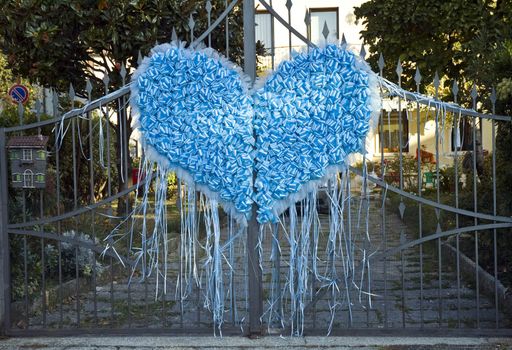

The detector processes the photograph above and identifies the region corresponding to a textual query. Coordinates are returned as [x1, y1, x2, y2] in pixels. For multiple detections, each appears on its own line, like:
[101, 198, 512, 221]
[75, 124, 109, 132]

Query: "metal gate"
[1, 0, 511, 337]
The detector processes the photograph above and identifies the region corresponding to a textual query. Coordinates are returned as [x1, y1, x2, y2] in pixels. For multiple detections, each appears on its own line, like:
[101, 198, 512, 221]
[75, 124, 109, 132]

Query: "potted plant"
[132, 157, 141, 185]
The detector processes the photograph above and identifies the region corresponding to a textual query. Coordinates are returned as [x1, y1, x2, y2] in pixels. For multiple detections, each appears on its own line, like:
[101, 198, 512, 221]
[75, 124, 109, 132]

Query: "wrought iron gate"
[1, 0, 511, 337]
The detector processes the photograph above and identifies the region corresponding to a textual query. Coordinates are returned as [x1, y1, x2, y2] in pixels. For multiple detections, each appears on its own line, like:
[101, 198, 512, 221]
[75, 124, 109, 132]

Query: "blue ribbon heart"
[132, 43, 379, 224]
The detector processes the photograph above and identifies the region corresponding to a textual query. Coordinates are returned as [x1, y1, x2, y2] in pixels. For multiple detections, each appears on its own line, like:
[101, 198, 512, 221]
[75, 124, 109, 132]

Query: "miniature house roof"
[7, 135, 49, 148]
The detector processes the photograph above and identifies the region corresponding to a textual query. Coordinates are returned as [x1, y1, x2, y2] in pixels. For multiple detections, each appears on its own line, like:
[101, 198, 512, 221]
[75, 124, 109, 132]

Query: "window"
[9, 150, 18, 160]
[379, 109, 409, 153]
[22, 149, 32, 161]
[36, 150, 46, 160]
[35, 173, 45, 183]
[130, 140, 139, 159]
[23, 169, 34, 188]
[452, 117, 474, 151]
[12, 173, 21, 182]
[309, 8, 339, 45]
[255, 11, 272, 55]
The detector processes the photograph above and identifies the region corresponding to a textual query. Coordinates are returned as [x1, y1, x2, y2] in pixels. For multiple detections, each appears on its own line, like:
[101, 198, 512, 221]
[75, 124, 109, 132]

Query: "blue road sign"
[8, 84, 29, 105]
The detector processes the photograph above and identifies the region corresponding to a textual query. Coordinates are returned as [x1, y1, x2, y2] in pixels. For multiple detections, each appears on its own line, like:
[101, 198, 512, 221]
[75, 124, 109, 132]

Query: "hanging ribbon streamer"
[114, 40, 381, 336]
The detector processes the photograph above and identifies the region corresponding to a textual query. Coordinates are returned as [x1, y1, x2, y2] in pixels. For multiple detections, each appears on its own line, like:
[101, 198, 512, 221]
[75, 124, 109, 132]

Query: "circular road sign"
[8, 84, 29, 105]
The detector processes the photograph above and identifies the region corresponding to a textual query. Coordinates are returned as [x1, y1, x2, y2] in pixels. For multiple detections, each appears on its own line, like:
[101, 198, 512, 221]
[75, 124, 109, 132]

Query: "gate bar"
[0, 128, 11, 334]
[244, 0, 263, 336]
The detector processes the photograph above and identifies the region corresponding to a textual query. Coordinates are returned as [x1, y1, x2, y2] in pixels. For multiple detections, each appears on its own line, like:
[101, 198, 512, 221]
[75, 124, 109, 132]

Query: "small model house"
[7, 135, 49, 189]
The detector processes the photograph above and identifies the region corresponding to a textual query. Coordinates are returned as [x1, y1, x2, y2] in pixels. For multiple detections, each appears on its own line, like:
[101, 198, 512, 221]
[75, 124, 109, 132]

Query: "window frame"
[12, 173, 21, 183]
[36, 150, 46, 160]
[23, 169, 34, 188]
[255, 10, 273, 56]
[35, 173, 45, 183]
[378, 109, 409, 153]
[9, 150, 18, 160]
[22, 149, 33, 161]
[452, 117, 474, 152]
[308, 7, 340, 44]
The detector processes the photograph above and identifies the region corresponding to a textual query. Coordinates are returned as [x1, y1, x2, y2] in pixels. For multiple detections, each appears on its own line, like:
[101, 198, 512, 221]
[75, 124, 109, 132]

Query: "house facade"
[255, 0, 493, 170]
[7, 135, 49, 189]
[255, 0, 367, 70]
[370, 103, 493, 169]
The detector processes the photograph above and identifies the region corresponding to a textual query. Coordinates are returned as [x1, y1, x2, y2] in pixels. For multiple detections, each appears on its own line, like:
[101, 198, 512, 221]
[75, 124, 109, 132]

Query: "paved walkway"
[11, 193, 511, 333]
[1, 336, 511, 350]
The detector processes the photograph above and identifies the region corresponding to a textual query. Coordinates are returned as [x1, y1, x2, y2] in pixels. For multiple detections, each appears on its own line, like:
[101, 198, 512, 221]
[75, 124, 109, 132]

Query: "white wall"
[368, 108, 495, 169]
[255, 0, 368, 69]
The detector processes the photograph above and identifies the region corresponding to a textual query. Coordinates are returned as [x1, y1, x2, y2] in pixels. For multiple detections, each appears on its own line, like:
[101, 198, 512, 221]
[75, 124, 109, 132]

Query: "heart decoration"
[132, 43, 255, 224]
[131, 41, 380, 224]
[253, 45, 380, 223]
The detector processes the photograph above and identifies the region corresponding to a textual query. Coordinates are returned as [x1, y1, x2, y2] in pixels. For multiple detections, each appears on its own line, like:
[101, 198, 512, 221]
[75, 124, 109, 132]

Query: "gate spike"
[341, 33, 347, 46]
[398, 201, 406, 220]
[490, 86, 497, 105]
[452, 80, 459, 99]
[359, 44, 366, 59]
[206, 0, 212, 14]
[188, 13, 195, 31]
[102, 71, 110, 93]
[53, 89, 59, 116]
[396, 58, 403, 77]
[414, 67, 422, 86]
[171, 27, 178, 42]
[86, 78, 93, 100]
[322, 21, 330, 40]
[137, 50, 143, 66]
[304, 9, 311, 26]
[433, 71, 440, 91]
[378, 53, 385, 72]
[120, 63, 127, 81]
[471, 83, 478, 100]
[68, 83, 75, 102]
[52, 89, 59, 117]
[285, 0, 293, 11]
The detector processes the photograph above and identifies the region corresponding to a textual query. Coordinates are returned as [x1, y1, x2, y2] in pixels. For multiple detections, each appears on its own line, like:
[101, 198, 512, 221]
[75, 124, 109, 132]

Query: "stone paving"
[12, 193, 510, 334]
[2, 336, 512, 350]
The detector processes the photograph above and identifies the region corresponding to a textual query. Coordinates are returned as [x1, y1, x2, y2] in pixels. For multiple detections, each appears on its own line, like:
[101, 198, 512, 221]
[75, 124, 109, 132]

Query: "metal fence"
[1, 0, 511, 337]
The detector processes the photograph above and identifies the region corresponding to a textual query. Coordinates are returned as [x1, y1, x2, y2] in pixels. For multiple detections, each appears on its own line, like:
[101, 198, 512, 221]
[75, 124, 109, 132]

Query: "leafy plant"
[382, 154, 418, 191]
[0, 1, 250, 96]
[354, 0, 512, 289]
[354, 0, 511, 99]
[10, 230, 105, 302]
[44, 230, 105, 280]
[439, 163, 462, 193]
[10, 235, 42, 302]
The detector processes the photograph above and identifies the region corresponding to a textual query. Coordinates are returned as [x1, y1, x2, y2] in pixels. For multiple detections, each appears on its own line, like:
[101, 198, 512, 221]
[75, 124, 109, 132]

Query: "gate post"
[0, 128, 11, 334]
[243, 0, 263, 337]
